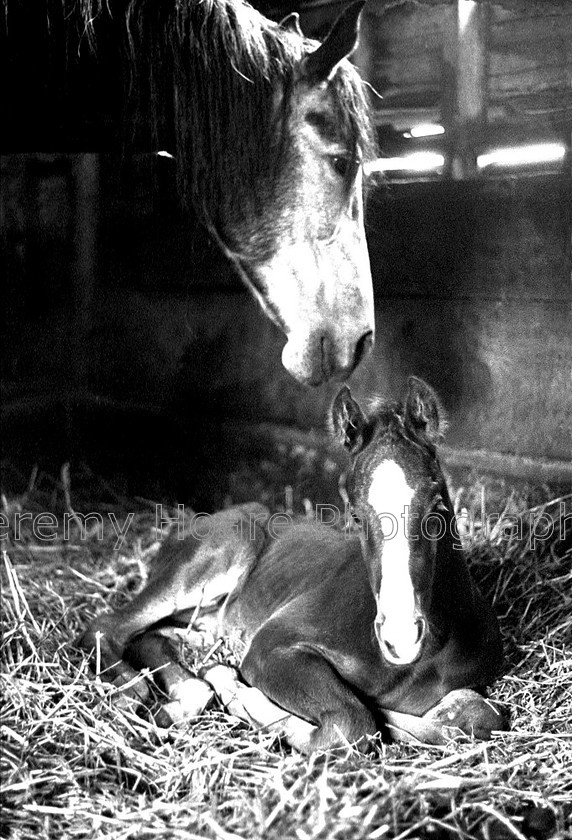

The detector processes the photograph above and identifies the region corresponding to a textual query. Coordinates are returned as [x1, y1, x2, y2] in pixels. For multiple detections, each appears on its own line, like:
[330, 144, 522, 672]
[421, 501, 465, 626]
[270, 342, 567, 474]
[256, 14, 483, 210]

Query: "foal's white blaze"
[368, 460, 422, 664]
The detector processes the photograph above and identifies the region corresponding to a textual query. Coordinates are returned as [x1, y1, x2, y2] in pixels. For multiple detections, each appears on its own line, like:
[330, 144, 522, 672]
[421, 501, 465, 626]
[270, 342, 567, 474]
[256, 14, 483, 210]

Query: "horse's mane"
[82, 0, 375, 238]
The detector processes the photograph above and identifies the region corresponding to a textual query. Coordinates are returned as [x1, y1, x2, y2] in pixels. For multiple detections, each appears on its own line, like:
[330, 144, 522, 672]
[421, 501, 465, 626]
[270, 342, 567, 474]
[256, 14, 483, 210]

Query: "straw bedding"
[1, 465, 570, 840]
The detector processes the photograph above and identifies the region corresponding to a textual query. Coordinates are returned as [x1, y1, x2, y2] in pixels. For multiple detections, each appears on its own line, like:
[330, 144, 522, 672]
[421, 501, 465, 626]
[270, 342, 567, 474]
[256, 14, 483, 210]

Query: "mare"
[79, 378, 506, 752]
[3, 0, 376, 385]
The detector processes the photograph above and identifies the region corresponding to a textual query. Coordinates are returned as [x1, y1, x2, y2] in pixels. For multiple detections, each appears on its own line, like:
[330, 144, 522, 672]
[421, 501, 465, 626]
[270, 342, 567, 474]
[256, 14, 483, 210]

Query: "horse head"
[118, 0, 375, 385]
[73, 0, 375, 386]
[333, 377, 454, 667]
[224, 2, 376, 385]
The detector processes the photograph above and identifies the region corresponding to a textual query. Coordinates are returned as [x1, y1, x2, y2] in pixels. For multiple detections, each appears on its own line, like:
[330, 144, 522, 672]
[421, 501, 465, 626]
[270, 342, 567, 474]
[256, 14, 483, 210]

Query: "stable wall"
[361, 176, 571, 461]
[1, 156, 570, 494]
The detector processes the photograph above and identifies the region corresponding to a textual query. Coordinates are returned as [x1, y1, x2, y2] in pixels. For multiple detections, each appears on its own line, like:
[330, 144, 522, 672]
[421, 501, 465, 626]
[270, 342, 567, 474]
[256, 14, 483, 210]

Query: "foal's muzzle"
[375, 616, 426, 666]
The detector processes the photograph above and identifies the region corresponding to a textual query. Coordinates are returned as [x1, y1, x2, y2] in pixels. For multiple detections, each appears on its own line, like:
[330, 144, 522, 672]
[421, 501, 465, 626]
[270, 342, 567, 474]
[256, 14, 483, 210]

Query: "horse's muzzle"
[285, 329, 374, 386]
[329, 330, 374, 380]
[322, 330, 374, 382]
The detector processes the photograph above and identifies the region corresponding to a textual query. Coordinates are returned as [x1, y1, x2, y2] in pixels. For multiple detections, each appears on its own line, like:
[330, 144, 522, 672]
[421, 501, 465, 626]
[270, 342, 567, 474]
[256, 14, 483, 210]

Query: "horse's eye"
[330, 155, 351, 177]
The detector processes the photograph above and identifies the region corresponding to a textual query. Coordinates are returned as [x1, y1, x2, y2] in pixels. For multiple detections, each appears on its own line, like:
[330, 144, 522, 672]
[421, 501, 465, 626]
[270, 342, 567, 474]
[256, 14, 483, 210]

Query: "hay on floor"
[1, 465, 570, 840]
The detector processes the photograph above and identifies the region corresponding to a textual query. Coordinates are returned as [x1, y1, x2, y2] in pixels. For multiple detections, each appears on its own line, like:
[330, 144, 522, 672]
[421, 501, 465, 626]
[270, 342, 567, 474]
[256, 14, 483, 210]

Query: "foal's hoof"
[153, 678, 215, 728]
[110, 675, 151, 714]
[426, 689, 508, 740]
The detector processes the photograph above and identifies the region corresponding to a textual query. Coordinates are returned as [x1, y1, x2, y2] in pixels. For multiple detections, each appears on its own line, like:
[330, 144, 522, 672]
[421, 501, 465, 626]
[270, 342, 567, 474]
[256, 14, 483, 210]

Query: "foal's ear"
[332, 386, 367, 454]
[404, 376, 447, 445]
[280, 12, 303, 38]
[301, 1, 365, 83]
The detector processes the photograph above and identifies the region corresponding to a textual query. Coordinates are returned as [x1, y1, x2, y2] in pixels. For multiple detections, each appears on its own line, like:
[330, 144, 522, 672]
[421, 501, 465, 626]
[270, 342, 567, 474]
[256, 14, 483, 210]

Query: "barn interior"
[1, 0, 570, 515]
[1, 3, 571, 838]
[1, 0, 571, 512]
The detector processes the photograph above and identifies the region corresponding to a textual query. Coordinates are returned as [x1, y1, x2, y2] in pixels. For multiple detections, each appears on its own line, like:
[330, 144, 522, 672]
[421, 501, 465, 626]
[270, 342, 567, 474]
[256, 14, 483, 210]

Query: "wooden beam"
[445, 0, 489, 179]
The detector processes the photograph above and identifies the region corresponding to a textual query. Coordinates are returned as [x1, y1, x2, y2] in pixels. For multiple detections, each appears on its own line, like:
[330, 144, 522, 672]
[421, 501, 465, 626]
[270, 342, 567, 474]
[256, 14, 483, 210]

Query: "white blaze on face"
[367, 460, 422, 662]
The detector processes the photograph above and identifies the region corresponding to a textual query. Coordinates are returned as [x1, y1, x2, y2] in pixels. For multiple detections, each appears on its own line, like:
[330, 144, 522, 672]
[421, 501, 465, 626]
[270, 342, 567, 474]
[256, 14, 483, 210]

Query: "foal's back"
[224, 515, 502, 719]
[226, 521, 375, 651]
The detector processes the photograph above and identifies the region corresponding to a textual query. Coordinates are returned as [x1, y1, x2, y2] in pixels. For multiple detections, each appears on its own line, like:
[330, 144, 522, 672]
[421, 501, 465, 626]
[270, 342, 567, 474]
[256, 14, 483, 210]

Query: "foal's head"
[333, 377, 452, 666]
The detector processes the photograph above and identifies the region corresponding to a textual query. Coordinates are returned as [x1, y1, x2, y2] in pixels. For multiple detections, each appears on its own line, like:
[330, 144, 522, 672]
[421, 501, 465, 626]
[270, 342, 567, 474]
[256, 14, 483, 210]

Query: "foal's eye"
[434, 496, 448, 513]
[350, 509, 362, 526]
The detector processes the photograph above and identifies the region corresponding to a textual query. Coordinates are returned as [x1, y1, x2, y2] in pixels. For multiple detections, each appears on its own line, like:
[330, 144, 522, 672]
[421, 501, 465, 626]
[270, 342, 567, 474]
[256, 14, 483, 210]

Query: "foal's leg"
[382, 689, 507, 745]
[124, 629, 214, 725]
[239, 642, 377, 753]
[78, 503, 269, 710]
[201, 664, 318, 749]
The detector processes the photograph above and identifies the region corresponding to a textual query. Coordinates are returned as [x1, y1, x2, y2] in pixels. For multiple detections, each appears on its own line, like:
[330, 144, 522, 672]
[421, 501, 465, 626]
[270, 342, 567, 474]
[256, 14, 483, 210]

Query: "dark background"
[1, 1, 571, 506]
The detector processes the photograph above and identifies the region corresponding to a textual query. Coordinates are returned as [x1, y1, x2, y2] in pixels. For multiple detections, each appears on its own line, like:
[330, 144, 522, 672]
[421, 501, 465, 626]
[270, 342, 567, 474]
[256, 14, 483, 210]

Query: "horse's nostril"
[320, 334, 333, 379]
[354, 330, 374, 370]
[318, 331, 374, 382]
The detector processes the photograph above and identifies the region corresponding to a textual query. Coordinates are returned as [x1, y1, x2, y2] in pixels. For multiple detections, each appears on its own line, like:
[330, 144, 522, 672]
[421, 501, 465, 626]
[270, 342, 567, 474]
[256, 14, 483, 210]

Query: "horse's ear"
[332, 386, 367, 454]
[404, 377, 447, 445]
[301, 1, 365, 83]
[280, 12, 303, 38]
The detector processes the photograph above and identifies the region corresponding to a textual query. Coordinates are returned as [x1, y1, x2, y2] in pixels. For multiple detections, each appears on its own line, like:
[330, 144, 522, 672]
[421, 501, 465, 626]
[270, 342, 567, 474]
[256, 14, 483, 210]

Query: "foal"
[79, 378, 505, 751]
